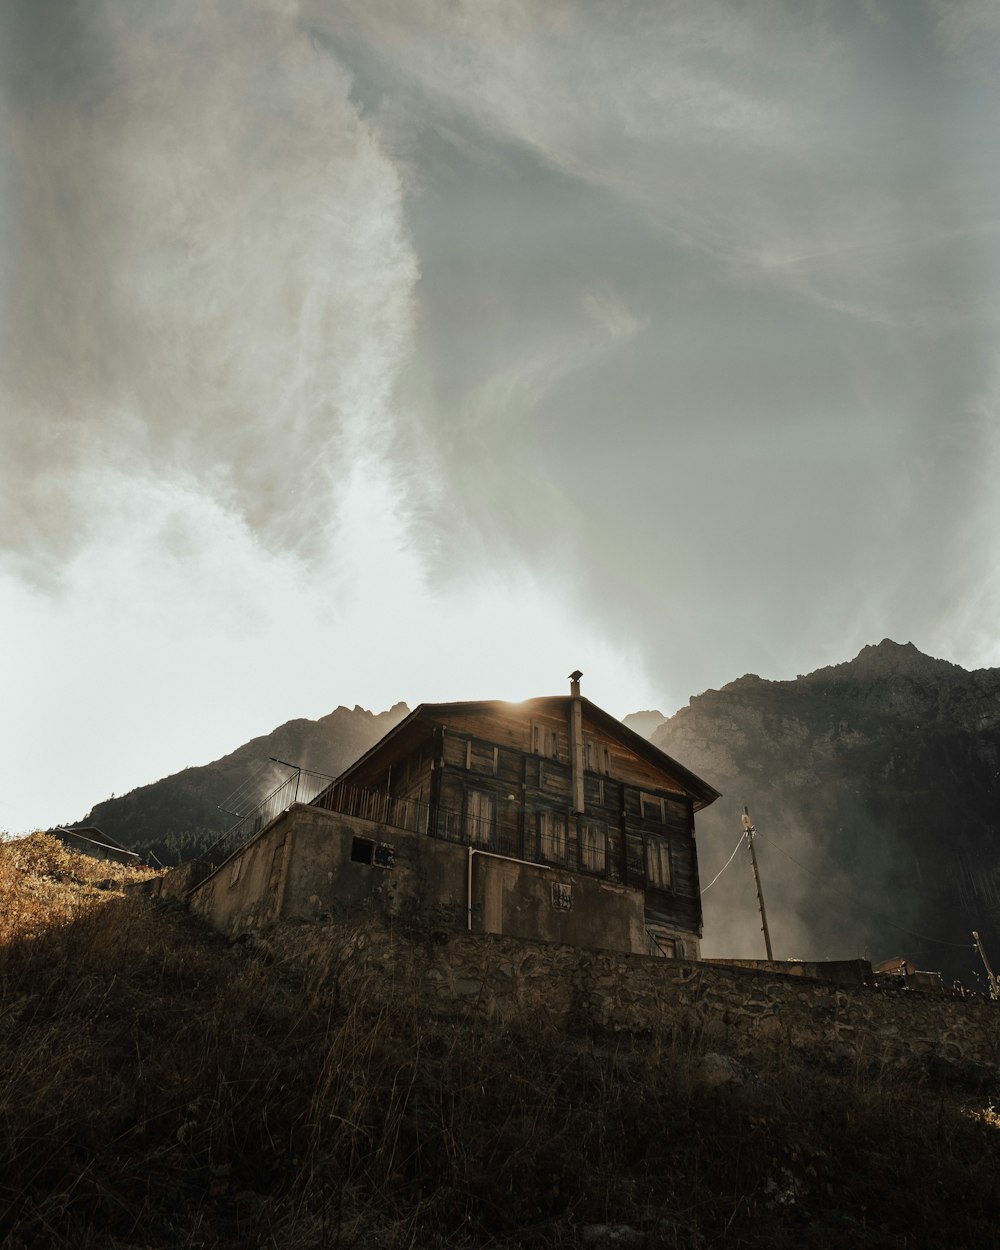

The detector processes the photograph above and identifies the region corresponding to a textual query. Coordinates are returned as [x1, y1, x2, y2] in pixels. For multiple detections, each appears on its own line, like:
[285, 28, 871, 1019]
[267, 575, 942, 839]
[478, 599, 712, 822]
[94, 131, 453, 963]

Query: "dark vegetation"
[3, 835, 1000, 1249]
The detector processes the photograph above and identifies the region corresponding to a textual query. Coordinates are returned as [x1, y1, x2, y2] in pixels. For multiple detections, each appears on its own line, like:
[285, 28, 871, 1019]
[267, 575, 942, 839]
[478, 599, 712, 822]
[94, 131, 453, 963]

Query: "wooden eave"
[317, 697, 720, 812]
[577, 698, 720, 811]
[309, 710, 438, 803]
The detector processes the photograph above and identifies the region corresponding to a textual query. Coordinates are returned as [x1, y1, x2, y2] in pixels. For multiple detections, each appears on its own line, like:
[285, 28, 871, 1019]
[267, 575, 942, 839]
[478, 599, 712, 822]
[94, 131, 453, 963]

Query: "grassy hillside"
[2, 835, 1000, 1249]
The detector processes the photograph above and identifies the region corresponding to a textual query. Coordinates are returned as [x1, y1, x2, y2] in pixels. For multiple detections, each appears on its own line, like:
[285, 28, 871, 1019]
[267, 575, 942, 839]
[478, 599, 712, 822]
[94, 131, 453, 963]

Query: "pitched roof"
[325, 696, 721, 811]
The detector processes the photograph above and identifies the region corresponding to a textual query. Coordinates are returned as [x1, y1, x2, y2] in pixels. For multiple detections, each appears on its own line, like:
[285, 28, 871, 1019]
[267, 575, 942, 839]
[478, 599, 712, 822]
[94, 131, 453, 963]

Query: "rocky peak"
[651, 641, 1000, 984]
[622, 709, 667, 739]
[812, 639, 961, 682]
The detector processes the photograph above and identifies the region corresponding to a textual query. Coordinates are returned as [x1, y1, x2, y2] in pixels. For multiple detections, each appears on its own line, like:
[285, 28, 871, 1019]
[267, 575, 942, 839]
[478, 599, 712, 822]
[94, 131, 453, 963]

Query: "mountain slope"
[77, 703, 410, 864]
[654, 640, 1000, 984]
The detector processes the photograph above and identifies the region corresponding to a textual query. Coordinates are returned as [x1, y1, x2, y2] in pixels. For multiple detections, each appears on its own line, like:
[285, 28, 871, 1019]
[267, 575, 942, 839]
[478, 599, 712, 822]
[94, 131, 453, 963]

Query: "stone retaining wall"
[273, 920, 1000, 1073]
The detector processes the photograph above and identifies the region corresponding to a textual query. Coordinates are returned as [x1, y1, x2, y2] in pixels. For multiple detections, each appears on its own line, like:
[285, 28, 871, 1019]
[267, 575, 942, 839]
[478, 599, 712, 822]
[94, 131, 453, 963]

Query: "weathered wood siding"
[411, 709, 703, 940]
[315, 700, 710, 950]
[430, 703, 694, 795]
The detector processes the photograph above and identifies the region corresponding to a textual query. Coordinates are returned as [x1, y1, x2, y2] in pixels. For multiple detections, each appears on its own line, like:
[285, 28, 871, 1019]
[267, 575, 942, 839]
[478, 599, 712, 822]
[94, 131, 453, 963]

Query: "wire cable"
[700, 833, 745, 896]
[751, 827, 976, 950]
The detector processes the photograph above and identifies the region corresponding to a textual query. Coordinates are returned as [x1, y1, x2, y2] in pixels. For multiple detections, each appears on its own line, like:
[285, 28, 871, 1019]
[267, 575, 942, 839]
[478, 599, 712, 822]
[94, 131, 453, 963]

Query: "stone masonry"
[269, 918, 1000, 1074]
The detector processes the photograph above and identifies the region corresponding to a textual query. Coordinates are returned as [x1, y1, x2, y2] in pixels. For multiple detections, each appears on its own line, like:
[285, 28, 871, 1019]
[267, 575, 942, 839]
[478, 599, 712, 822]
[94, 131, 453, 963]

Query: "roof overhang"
[319, 696, 721, 811]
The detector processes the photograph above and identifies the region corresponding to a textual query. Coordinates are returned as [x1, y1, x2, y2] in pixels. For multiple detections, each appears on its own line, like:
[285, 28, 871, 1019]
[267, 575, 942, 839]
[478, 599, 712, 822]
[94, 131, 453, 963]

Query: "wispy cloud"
[315, 0, 999, 332]
[0, 0, 417, 573]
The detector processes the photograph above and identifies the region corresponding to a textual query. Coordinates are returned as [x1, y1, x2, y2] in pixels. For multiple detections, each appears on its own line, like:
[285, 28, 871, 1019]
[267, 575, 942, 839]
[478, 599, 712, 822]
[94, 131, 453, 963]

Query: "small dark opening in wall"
[351, 837, 375, 864]
[551, 882, 572, 911]
[350, 836, 396, 868]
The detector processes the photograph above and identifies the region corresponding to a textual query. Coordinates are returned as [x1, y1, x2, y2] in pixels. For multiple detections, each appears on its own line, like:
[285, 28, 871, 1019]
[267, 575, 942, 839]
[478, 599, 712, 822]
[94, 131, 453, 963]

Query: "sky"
[3, 0, 1000, 834]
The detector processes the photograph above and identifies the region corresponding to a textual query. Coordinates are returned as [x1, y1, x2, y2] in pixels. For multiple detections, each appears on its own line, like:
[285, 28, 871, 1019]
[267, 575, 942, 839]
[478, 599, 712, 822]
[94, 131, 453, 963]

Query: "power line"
[700, 833, 744, 896]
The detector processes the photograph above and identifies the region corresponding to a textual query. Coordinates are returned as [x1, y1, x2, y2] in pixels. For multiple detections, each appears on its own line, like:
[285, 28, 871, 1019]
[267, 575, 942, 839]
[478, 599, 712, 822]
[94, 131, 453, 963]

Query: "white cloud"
[932, 0, 1000, 53]
[0, 461, 649, 833]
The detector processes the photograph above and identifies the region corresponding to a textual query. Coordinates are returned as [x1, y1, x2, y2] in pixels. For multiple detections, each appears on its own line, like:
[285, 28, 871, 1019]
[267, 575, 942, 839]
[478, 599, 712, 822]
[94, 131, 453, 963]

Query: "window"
[531, 722, 560, 760]
[465, 790, 494, 848]
[645, 838, 672, 890]
[585, 739, 611, 775]
[581, 820, 607, 873]
[465, 739, 499, 776]
[539, 809, 567, 864]
[585, 770, 610, 810]
[647, 929, 677, 958]
[640, 792, 665, 822]
[350, 836, 395, 868]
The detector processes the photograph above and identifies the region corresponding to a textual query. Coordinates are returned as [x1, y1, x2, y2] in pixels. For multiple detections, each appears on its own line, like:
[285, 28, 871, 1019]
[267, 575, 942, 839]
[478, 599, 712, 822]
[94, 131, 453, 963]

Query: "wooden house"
[190, 675, 720, 957]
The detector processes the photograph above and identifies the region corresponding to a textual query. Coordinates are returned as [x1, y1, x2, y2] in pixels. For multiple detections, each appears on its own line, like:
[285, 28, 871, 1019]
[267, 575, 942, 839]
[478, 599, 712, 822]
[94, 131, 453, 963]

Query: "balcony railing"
[210, 775, 647, 890]
[311, 782, 524, 858]
[312, 783, 651, 885]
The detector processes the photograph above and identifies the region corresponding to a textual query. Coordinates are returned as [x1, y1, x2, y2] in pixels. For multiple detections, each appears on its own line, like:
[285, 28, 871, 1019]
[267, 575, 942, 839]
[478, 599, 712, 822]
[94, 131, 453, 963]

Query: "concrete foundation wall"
[701, 957, 872, 986]
[189, 821, 289, 937]
[190, 805, 648, 954]
[282, 806, 468, 927]
[138, 860, 214, 901]
[476, 855, 646, 954]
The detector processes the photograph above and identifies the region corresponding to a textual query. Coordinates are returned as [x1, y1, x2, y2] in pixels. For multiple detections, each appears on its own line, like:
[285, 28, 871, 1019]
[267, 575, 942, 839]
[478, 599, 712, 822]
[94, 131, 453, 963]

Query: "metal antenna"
[742, 806, 774, 960]
[217, 757, 289, 818]
[269, 757, 303, 804]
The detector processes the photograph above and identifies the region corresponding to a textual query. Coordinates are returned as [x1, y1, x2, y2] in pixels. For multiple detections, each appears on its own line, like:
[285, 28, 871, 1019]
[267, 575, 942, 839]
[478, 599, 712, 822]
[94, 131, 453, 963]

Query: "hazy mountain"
[655, 641, 1000, 985]
[75, 704, 410, 865]
[621, 710, 667, 739]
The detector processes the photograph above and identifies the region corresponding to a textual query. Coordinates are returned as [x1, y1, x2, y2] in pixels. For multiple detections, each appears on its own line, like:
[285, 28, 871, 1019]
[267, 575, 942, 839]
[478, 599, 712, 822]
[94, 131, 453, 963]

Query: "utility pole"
[972, 930, 999, 999]
[742, 807, 773, 961]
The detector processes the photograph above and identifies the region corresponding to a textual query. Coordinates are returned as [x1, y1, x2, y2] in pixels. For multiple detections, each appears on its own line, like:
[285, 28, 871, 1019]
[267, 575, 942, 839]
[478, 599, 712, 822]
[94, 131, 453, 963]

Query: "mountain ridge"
[76, 702, 411, 863]
[653, 640, 1000, 984]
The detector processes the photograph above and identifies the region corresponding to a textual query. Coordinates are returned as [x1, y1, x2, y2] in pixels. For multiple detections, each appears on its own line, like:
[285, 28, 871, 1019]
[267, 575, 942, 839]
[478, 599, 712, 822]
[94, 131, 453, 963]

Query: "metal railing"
[312, 783, 523, 858]
[314, 783, 650, 882]
[210, 774, 651, 892]
[312, 782, 431, 834]
[206, 768, 336, 861]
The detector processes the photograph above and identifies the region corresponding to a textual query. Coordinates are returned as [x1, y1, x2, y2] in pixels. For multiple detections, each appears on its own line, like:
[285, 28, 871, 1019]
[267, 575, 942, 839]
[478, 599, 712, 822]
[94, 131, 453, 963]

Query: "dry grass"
[2, 835, 1000, 1249]
[0, 833, 160, 944]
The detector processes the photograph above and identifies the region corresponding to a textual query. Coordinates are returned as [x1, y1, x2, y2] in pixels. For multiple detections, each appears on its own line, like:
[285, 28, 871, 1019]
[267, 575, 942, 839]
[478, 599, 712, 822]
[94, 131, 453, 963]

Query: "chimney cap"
[568, 669, 583, 682]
